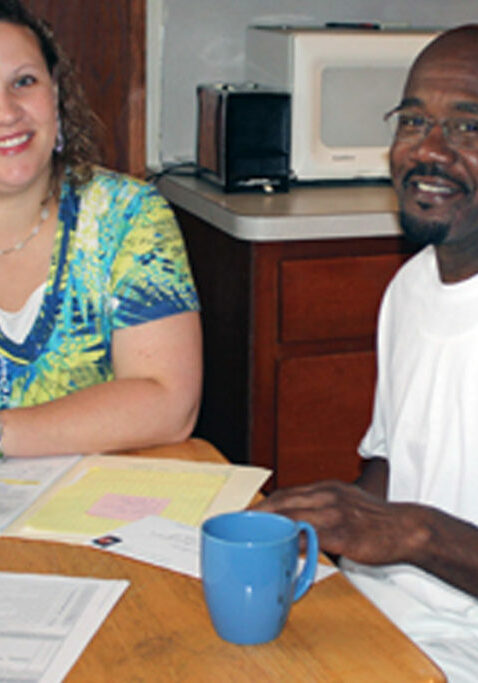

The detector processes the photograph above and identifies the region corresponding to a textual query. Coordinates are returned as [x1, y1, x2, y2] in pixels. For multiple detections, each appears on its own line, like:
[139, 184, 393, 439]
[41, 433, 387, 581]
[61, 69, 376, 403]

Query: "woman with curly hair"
[0, 0, 202, 457]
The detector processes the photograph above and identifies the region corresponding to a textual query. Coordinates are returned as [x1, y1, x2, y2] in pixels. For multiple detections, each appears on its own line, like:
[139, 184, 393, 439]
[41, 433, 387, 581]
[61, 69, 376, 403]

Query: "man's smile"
[400, 166, 470, 208]
[412, 179, 455, 195]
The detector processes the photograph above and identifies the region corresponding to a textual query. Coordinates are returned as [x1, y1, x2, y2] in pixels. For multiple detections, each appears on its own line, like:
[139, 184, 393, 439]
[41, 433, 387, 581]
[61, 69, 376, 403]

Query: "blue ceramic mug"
[200, 510, 319, 645]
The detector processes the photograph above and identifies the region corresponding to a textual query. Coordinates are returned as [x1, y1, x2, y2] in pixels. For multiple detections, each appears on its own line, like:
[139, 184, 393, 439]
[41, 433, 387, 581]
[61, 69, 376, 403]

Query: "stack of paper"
[0, 572, 128, 683]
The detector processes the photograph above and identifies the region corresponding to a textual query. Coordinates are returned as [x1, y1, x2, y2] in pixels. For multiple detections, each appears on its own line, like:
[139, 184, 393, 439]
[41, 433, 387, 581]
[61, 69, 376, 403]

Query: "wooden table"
[0, 439, 445, 682]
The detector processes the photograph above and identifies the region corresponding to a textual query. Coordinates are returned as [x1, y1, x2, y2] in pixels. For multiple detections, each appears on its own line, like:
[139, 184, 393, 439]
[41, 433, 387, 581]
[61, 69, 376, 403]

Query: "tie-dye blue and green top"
[0, 168, 199, 409]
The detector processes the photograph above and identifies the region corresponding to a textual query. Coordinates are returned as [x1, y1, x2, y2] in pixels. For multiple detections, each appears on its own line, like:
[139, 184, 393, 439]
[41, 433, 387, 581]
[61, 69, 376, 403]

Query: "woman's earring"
[55, 117, 64, 154]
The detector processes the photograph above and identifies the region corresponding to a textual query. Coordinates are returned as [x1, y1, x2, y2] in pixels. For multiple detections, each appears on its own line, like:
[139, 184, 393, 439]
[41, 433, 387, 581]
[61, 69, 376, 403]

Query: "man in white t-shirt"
[257, 24, 478, 682]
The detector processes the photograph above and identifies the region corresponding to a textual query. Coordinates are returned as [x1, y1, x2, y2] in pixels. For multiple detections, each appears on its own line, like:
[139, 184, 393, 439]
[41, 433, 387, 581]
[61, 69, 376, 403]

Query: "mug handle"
[293, 521, 319, 601]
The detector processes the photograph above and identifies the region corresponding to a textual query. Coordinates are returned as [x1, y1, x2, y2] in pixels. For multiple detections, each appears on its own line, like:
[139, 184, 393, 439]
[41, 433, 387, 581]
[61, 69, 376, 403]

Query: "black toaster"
[196, 83, 291, 192]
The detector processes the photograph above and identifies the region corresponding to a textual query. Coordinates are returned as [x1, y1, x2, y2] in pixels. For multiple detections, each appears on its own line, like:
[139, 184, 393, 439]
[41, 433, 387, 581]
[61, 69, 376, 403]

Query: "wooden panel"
[249, 243, 283, 483]
[277, 351, 376, 487]
[27, 0, 146, 175]
[280, 252, 406, 343]
[174, 206, 253, 466]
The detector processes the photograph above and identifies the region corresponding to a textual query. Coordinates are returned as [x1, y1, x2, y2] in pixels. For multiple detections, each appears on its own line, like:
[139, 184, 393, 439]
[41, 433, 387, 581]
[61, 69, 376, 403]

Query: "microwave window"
[321, 66, 408, 148]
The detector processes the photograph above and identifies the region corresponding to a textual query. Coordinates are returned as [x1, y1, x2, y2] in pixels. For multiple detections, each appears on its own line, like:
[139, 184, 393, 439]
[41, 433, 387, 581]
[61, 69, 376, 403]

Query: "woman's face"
[0, 21, 57, 198]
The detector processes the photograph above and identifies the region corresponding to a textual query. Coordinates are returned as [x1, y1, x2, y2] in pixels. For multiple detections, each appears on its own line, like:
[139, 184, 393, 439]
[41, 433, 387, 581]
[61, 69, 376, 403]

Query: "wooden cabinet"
[27, 0, 146, 176]
[276, 252, 405, 486]
[174, 205, 414, 489]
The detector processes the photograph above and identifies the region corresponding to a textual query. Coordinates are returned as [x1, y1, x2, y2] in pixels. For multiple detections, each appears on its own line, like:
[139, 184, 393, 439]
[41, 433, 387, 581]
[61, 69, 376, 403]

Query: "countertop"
[158, 174, 402, 242]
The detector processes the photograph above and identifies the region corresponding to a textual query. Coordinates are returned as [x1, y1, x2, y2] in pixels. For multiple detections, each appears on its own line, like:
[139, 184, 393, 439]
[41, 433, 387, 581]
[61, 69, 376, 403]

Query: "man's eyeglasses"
[383, 107, 478, 149]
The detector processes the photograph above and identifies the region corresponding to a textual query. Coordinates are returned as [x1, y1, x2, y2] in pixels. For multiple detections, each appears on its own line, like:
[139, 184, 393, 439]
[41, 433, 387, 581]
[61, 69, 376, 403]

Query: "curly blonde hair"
[0, 0, 102, 189]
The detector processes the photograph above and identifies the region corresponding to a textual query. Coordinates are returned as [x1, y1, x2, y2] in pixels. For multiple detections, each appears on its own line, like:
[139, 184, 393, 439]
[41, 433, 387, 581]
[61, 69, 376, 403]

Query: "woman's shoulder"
[80, 166, 161, 200]
[67, 166, 173, 228]
[68, 167, 177, 245]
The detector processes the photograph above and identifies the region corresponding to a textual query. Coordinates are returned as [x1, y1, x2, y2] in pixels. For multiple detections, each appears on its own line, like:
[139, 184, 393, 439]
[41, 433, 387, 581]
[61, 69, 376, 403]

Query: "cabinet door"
[273, 250, 406, 486]
[280, 253, 405, 343]
[26, 0, 145, 175]
[277, 351, 376, 487]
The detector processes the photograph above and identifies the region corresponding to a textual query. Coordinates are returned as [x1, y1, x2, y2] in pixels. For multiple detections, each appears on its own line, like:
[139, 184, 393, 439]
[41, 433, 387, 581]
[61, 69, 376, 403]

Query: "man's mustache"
[402, 164, 469, 194]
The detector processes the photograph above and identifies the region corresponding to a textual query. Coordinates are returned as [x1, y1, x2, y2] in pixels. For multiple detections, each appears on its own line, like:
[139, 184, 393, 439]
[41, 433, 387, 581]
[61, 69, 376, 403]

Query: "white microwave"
[245, 26, 439, 182]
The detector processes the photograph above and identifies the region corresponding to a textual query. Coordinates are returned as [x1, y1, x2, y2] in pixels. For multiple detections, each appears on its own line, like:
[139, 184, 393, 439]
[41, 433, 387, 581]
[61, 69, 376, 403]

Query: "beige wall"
[153, 0, 478, 166]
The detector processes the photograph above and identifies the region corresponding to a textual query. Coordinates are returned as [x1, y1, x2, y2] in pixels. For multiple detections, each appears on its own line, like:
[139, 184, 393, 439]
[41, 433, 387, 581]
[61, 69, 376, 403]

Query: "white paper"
[299, 556, 339, 582]
[0, 455, 81, 532]
[92, 515, 339, 582]
[92, 515, 201, 578]
[0, 572, 128, 683]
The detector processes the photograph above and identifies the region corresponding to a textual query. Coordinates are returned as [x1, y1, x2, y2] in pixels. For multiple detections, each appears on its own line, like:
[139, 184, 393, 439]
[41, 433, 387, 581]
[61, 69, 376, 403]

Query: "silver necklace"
[0, 354, 9, 406]
[0, 198, 51, 257]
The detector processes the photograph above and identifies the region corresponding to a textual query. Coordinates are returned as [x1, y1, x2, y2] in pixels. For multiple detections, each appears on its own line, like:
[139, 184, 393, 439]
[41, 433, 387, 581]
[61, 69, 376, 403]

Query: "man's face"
[390, 36, 478, 249]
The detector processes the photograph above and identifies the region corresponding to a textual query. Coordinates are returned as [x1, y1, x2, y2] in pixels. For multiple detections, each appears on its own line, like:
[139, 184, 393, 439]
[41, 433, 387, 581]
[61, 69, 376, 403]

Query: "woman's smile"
[0, 130, 33, 154]
[0, 22, 57, 194]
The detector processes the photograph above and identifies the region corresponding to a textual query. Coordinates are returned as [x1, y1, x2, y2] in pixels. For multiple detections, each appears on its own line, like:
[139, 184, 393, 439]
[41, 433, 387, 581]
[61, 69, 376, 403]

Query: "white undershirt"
[351, 246, 478, 681]
[0, 282, 46, 344]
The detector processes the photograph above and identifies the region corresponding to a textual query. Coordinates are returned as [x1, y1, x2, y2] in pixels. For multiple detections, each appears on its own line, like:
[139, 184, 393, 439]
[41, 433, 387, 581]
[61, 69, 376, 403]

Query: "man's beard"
[399, 210, 451, 246]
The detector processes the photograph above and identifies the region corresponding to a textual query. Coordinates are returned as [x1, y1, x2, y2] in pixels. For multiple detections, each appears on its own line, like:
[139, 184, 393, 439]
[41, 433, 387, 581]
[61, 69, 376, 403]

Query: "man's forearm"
[404, 503, 478, 599]
[256, 472, 478, 599]
[357, 460, 478, 598]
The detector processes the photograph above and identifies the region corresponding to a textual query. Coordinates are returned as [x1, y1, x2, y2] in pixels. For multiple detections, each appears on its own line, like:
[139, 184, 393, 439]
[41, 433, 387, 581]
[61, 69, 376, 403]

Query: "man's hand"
[255, 481, 429, 566]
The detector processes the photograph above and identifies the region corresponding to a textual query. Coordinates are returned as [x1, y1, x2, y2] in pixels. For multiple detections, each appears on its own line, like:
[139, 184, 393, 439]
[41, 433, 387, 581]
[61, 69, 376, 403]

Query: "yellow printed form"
[25, 467, 227, 536]
[3, 453, 271, 544]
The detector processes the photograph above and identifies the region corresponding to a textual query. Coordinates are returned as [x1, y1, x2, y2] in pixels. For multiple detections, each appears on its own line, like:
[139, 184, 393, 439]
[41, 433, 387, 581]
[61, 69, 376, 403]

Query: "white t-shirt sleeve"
[357, 275, 394, 461]
[358, 385, 388, 459]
